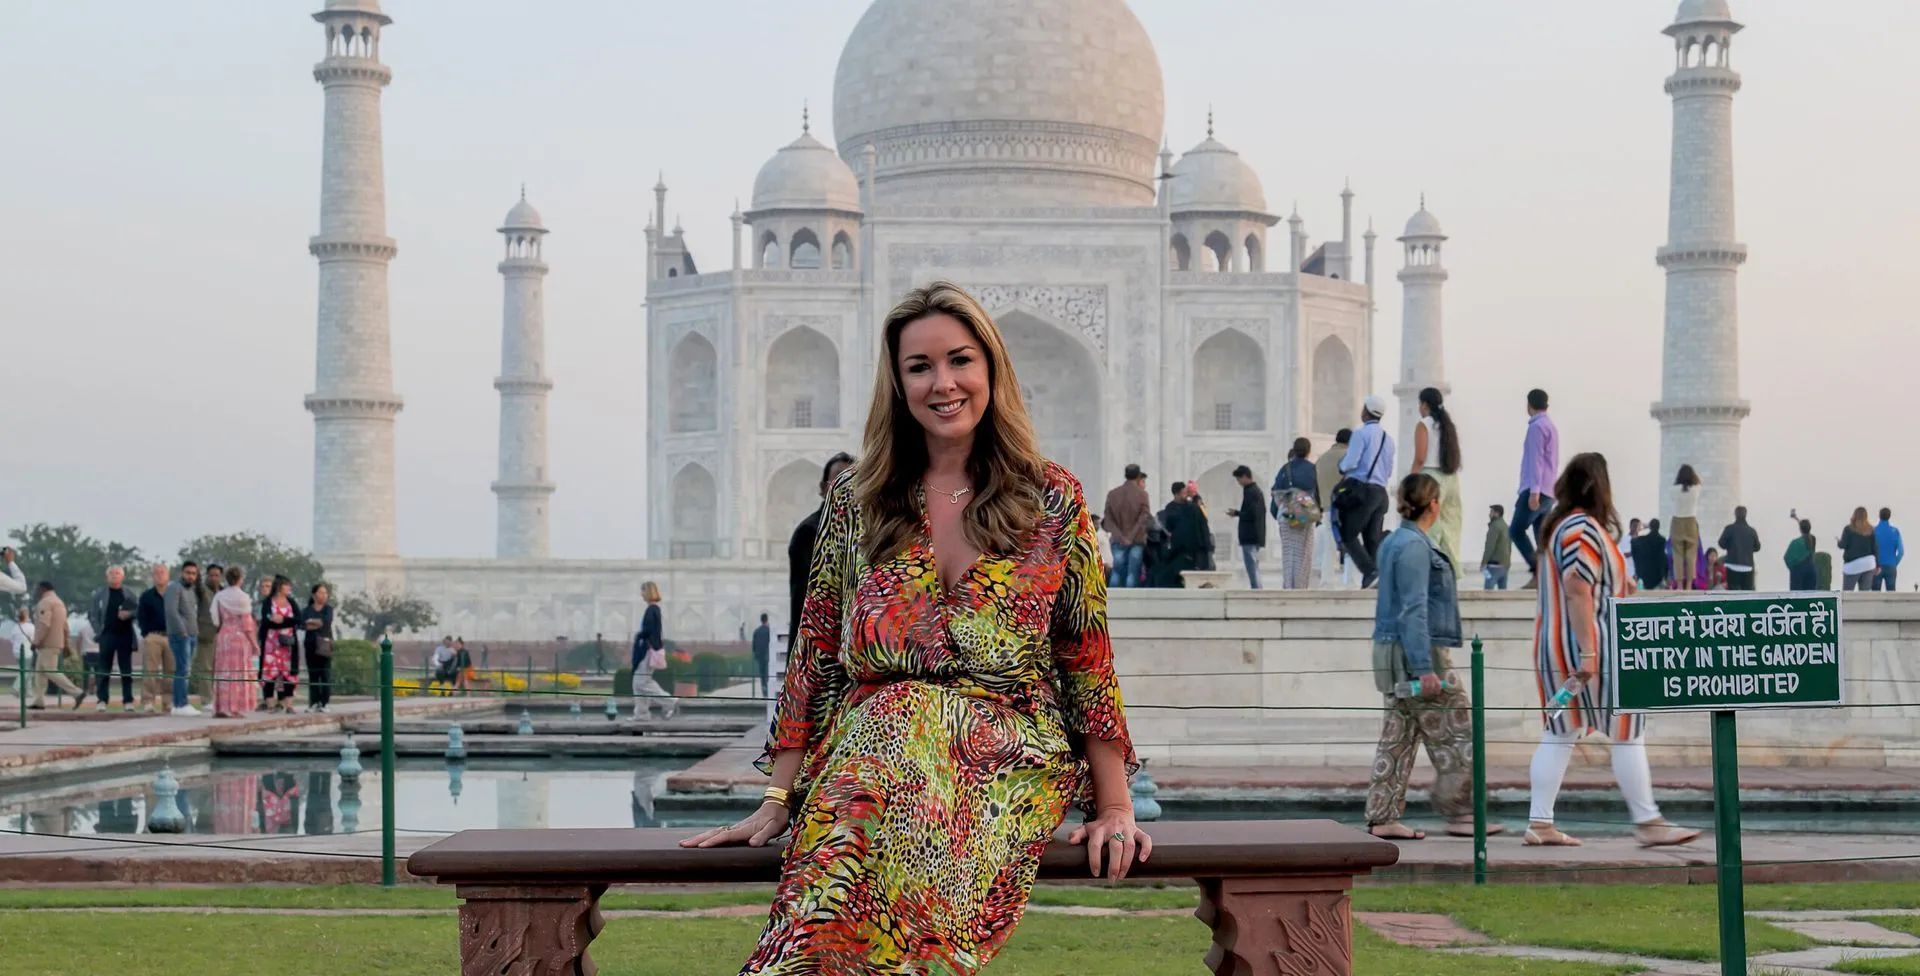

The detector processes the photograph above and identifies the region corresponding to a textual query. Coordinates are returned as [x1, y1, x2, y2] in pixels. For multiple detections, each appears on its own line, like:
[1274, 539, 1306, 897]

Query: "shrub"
[613, 667, 633, 698]
[692, 651, 731, 693]
[329, 639, 380, 697]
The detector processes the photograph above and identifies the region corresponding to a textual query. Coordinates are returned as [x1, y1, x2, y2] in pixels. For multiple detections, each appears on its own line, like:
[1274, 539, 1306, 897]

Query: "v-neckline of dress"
[917, 483, 985, 602]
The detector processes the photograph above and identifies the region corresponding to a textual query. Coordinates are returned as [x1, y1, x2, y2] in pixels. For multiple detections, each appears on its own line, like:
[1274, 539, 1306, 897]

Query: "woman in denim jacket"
[1364, 474, 1497, 840]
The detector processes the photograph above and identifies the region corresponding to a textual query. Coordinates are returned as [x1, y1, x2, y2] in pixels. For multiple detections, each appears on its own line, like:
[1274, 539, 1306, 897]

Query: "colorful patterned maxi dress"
[1534, 511, 1644, 740]
[746, 463, 1136, 975]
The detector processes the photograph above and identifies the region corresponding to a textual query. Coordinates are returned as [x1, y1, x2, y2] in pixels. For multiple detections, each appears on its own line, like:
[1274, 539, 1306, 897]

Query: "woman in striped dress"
[1526, 453, 1699, 848]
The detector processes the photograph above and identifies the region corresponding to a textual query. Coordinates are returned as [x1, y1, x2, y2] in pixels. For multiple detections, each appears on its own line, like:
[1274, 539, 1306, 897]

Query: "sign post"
[1610, 592, 1843, 976]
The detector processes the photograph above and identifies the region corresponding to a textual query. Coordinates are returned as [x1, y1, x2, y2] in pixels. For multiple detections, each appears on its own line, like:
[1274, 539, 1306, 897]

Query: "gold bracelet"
[762, 787, 791, 808]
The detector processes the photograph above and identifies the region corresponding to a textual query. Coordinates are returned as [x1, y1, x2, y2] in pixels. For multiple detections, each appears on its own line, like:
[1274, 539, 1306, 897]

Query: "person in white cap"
[1333, 396, 1397, 587]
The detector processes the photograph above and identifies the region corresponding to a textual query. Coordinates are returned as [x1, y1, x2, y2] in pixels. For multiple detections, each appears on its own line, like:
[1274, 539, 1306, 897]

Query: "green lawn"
[5, 880, 1916, 971]
[0, 911, 1634, 976]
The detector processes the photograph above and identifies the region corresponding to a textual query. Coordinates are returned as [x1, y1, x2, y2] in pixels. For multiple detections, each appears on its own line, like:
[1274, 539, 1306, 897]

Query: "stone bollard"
[517, 709, 535, 736]
[147, 766, 186, 833]
[447, 762, 464, 805]
[569, 699, 582, 716]
[339, 778, 362, 834]
[446, 724, 467, 761]
[338, 730, 364, 782]
[1130, 763, 1162, 823]
[605, 695, 618, 720]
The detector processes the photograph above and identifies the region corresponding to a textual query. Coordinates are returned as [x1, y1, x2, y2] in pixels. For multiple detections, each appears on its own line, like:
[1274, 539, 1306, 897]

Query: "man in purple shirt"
[1510, 388, 1559, 586]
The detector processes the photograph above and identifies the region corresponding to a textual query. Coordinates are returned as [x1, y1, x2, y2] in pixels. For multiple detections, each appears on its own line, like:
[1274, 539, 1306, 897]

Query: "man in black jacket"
[1224, 465, 1268, 589]
[1632, 519, 1669, 591]
[1157, 482, 1211, 588]
[787, 452, 856, 650]
[1717, 506, 1761, 591]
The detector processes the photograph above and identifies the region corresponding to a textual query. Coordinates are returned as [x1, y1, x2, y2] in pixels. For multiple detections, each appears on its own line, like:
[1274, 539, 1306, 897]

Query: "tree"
[176, 532, 327, 594]
[338, 589, 439, 641]
[5, 523, 146, 613]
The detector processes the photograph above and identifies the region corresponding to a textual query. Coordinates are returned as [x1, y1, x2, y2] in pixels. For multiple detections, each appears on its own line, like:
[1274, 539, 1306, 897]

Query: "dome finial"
[1420, 191, 1427, 211]
[1206, 105, 1214, 139]
[519, 182, 526, 201]
[802, 100, 810, 134]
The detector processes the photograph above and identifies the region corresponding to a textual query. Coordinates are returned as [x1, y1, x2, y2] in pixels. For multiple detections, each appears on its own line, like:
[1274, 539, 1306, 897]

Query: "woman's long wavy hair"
[854, 282, 1048, 566]
[1542, 452, 1621, 541]
[1419, 387, 1462, 475]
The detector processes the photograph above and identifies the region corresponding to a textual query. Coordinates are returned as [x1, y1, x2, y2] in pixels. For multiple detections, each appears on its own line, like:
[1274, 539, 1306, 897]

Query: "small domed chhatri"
[1401, 200, 1444, 239]
[500, 190, 544, 232]
[750, 109, 862, 215]
[1169, 121, 1268, 215]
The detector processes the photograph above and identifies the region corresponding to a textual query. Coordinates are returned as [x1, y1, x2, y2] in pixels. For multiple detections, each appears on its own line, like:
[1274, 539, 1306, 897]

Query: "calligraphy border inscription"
[1609, 593, 1844, 713]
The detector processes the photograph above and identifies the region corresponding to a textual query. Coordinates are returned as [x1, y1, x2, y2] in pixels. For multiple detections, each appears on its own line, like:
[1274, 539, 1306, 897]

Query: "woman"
[630, 582, 676, 720]
[1526, 453, 1698, 848]
[301, 584, 335, 713]
[1409, 387, 1464, 577]
[1785, 518, 1819, 591]
[251, 575, 274, 710]
[259, 575, 300, 712]
[1365, 473, 1490, 841]
[1271, 437, 1321, 589]
[1699, 548, 1726, 591]
[1839, 507, 1880, 591]
[683, 282, 1145, 973]
[209, 566, 260, 718]
[1668, 464, 1703, 591]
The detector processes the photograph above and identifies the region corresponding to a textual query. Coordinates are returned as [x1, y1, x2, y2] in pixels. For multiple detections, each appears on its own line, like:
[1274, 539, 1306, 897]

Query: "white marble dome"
[831, 0, 1166, 206]
[1674, 0, 1735, 24]
[1169, 135, 1267, 214]
[1401, 205, 1444, 240]
[501, 196, 545, 231]
[750, 130, 862, 214]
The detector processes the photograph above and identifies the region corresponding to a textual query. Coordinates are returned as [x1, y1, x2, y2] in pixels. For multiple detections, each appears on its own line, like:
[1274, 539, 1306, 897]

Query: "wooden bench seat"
[408, 819, 1397, 975]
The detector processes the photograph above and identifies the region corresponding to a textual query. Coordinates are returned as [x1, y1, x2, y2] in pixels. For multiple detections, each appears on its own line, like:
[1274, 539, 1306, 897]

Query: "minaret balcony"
[305, 393, 403, 418]
[1655, 244, 1747, 269]
[1664, 69, 1741, 95]
[1650, 400, 1752, 424]
[311, 236, 398, 261]
[494, 377, 555, 395]
[313, 60, 392, 86]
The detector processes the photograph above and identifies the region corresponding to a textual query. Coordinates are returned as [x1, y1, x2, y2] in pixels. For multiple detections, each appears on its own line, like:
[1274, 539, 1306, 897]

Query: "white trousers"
[1527, 726, 1661, 825]
[1314, 519, 1352, 588]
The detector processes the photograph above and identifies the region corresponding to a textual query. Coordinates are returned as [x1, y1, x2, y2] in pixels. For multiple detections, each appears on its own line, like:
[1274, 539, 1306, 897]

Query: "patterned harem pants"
[1365, 646, 1474, 825]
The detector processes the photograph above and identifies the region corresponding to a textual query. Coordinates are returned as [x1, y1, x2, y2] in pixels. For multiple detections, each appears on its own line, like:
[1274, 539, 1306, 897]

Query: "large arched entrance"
[669, 463, 718, 558]
[764, 327, 839, 429]
[1191, 329, 1266, 432]
[994, 310, 1103, 491]
[1311, 336, 1356, 436]
[765, 460, 820, 558]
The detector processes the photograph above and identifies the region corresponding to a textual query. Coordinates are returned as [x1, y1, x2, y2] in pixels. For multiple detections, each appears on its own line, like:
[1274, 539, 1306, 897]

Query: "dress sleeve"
[1048, 475, 1138, 772]
[1554, 518, 1605, 587]
[759, 473, 853, 775]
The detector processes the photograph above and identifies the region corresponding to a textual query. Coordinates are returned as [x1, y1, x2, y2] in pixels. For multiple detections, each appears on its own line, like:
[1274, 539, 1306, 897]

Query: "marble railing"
[1108, 589, 1920, 768]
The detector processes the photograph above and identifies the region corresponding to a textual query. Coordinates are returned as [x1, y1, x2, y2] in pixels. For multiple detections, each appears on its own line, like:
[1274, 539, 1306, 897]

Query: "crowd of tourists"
[0, 550, 334, 716]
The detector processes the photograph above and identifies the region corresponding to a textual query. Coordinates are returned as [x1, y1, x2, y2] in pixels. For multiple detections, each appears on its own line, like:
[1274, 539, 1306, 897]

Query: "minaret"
[492, 189, 555, 559]
[1394, 198, 1449, 461]
[1653, 0, 1748, 531]
[307, 0, 401, 561]
[1334, 181, 1355, 280]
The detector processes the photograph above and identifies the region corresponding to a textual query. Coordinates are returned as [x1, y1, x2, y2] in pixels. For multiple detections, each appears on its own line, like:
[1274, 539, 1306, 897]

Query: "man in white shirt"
[1, 607, 32, 699]
[0, 547, 26, 597]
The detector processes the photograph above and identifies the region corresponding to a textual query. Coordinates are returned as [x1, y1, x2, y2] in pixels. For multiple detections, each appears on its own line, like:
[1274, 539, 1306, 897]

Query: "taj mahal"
[309, 0, 1749, 642]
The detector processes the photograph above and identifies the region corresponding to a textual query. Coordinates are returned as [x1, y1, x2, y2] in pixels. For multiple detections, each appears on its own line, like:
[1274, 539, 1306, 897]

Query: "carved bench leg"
[455, 883, 606, 976]
[1195, 875, 1357, 976]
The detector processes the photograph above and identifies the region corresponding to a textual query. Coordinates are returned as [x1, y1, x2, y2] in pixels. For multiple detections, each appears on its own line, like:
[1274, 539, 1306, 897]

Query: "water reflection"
[0, 758, 688, 837]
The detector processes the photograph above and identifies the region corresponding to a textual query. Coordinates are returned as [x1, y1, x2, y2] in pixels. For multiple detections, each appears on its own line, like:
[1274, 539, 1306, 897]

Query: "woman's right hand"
[679, 802, 791, 849]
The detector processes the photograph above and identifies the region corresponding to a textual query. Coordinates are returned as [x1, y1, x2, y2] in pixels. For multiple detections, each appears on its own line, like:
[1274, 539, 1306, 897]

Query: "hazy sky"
[6, 1, 1916, 590]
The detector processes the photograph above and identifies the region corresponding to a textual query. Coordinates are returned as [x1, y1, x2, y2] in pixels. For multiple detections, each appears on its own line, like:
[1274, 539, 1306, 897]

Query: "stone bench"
[407, 819, 1397, 975]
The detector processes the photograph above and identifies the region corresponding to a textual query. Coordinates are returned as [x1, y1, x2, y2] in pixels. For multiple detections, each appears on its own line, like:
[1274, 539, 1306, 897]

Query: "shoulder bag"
[1330, 436, 1386, 513]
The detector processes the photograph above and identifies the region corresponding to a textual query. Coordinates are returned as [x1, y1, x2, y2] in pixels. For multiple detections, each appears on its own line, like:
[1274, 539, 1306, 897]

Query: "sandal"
[1368, 822, 1426, 841]
[1634, 819, 1702, 848]
[1522, 823, 1583, 846]
[1445, 819, 1507, 837]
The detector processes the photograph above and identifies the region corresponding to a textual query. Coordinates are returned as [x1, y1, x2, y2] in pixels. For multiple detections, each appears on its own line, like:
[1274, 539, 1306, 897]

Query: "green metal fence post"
[1470, 635, 1487, 886]
[1711, 709, 1745, 973]
[16, 647, 26, 729]
[379, 635, 396, 887]
[524, 660, 533, 700]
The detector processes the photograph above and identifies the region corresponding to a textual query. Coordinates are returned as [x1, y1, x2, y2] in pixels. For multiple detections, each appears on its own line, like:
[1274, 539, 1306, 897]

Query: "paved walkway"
[1355, 908, 1920, 976]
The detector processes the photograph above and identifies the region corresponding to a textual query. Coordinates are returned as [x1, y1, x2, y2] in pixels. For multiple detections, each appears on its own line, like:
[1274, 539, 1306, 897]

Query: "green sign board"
[1609, 592, 1844, 713]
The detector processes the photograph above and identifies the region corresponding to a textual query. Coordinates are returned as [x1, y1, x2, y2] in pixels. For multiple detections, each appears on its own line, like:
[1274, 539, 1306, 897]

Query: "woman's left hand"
[1068, 807, 1152, 881]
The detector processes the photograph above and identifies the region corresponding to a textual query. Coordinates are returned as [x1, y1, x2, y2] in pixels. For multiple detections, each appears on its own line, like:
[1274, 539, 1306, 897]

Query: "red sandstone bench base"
[408, 819, 1398, 976]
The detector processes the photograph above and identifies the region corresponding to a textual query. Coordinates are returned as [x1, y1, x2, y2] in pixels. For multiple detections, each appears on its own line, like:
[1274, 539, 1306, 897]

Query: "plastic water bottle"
[1394, 677, 1454, 699]
[1544, 678, 1583, 722]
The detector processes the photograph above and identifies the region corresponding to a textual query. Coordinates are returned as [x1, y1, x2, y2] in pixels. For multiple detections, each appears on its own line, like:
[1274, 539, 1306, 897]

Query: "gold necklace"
[926, 482, 973, 505]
